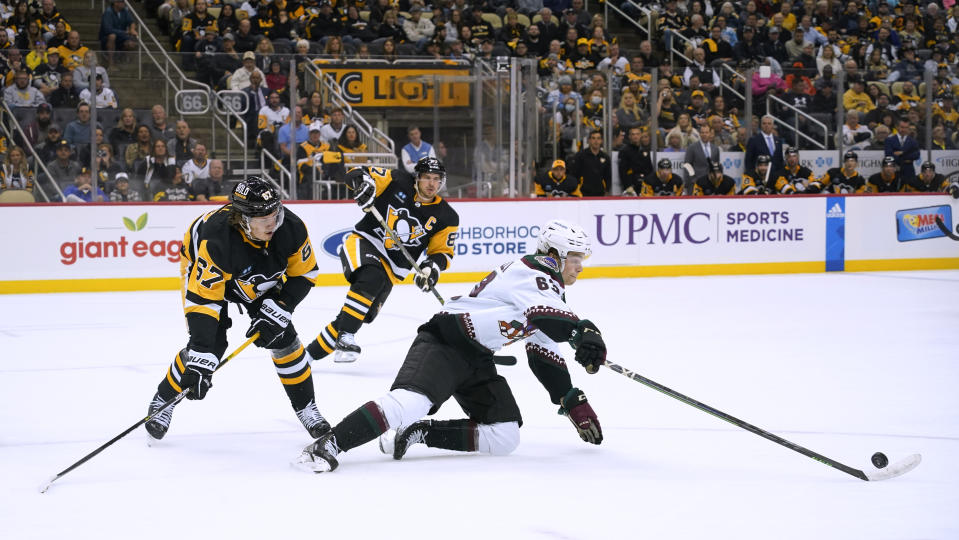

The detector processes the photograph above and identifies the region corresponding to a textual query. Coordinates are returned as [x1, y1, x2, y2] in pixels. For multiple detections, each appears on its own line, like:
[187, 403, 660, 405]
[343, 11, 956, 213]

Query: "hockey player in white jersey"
[293, 219, 607, 473]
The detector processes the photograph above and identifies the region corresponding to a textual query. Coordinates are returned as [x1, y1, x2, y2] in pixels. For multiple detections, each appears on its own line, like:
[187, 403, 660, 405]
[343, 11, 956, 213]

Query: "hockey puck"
[871, 452, 889, 469]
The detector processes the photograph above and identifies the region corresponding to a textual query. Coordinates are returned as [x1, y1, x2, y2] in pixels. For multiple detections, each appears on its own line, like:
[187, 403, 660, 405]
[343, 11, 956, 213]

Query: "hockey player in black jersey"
[145, 177, 330, 441]
[773, 147, 815, 194]
[293, 219, 605, 473]
[306, 157, 459, 364]
[808, 151, 867, 194]
[640, 158, 684, 196]
[904, 162, 952, 193]
[692, 160, 736, 195]
[866, 156, 904, 193]
[739, 154, 772, 195]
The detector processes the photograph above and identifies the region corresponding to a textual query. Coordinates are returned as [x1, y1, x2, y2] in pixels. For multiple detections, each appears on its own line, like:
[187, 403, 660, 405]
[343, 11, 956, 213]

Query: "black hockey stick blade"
[39, 334, 259, 493]
[935, 216, 959, 241]
[603, 360, 922, 482]
[492, 355, 518, 366]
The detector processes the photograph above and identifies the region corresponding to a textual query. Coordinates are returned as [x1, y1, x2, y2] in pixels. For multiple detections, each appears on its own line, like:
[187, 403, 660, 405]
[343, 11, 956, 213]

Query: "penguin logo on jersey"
[380, 205, 428, 249]
[234, 269, 284, 302]
[498, 320, 535, 344]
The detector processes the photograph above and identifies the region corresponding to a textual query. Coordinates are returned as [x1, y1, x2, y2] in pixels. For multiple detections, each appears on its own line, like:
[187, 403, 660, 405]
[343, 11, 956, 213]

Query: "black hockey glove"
[414, 259, 440, 292]
[568, 320, 606, 374]
[246, 298, 292, 348]
[180, 348, 219, 400]
[558, 387, 603, 445]
[352, 173, 376, 212]
[949, 183, 959, 199]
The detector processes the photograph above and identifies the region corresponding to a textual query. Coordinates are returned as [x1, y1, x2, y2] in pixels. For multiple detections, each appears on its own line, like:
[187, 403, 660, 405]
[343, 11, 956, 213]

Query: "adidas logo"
[827, 202, 844, 218]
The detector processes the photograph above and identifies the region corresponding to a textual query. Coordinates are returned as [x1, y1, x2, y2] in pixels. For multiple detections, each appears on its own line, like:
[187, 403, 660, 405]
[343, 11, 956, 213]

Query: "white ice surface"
[2, 271, 958, 539]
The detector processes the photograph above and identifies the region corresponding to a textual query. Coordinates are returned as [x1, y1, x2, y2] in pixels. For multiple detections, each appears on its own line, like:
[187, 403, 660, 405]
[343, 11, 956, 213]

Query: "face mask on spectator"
[565, 104, 576, 112]
[590, 96, 602, 105]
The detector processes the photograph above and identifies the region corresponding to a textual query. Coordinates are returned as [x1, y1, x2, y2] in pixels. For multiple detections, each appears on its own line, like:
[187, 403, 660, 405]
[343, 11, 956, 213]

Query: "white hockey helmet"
[537, 219, 592, 260]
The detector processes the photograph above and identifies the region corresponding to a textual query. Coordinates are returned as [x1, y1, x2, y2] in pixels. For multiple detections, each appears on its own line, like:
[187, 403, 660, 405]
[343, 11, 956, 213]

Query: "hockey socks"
[272, 341, 315, 411]
[306, 323, 338, 361]
[156, 349, 188, 400]
[331, 401, 390, 452]
[424, 420, 479, 452]
[305, 288, 376, 361]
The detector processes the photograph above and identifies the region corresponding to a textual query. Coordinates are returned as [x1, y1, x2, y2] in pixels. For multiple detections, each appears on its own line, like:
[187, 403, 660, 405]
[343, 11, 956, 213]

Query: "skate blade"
[291, 451, 336, 473]
[333, 351, 359, 363]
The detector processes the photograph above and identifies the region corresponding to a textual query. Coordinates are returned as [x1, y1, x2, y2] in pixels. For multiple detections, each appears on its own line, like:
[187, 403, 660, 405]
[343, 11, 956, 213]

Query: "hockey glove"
[949, 184, 959, 199]
[180, 349, 219, 400]
[352, 173, 376, 212]
[568, 320, 606, 374]
[246, 298, 292, 348]
[414, 259, 440, 292]
[559, 387, 603, 445]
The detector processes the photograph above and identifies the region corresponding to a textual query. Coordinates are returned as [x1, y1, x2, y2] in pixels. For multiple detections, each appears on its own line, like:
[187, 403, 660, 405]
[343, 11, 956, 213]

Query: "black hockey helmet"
[657, 157, 673, 170]
[843, 150, 858, 161]
[921, 161, 935, 172]
[708, 160, 723, 173]
[232, 176, 282, 217]
[882, 156, 897, 168]
[784, 146, 800, 157]
[414, 156, 447, 182]
[756, 155, 771, 165]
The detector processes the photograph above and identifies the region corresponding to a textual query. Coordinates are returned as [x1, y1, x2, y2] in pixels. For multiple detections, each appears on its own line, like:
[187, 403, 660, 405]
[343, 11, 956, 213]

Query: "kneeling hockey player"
[293, 219, 606, 473]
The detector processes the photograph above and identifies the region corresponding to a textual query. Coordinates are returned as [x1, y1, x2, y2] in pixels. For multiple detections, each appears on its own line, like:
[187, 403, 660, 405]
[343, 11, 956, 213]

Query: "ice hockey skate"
[292, 432, 340, 473]
[392, 420, 430, 460]
[295, 401, 331, 438]
[145, 392, 177, 442]
[333, 332, 361, 363]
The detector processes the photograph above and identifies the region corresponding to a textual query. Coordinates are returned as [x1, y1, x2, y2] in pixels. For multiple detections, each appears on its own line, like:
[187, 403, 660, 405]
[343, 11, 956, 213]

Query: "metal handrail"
[719, 63, 747, 101]
[302, 61, 394, 155]
[259, 150, 292, 198]
[604, 0, 654, 40]
[340, 152, 398, 168]
[0, 103, 63, 202]
[766, 94, 829, 150]
[123, 1, 248, 169]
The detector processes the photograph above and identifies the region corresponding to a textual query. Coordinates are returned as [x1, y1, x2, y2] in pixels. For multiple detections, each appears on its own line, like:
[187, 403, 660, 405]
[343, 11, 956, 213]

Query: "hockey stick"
[934, 216, 959, 241]
[603, 360, 921, 482]
[39, 334, 259, 493]
[366, 206, 517, 366]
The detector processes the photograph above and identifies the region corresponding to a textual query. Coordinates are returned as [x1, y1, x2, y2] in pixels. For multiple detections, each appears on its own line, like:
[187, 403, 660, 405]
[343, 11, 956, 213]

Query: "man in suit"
[744, 115, 785, 173]
[242, 71, 270, 148]
[884, 118, 921, 182]
[683, 124, 721, 194]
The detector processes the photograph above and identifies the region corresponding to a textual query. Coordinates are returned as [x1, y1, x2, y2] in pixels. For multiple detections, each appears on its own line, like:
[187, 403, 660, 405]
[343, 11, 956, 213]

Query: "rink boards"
[0, 194, 957, 293]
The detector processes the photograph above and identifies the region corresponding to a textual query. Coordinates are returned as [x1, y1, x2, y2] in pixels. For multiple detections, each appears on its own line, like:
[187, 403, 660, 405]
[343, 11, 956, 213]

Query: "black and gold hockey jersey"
[866, 172, 903, 193]
[771, 163, 815, 194]
[903, 173, 949, 193]
[351, 167, 459, 282]
[180, 205, 318, 352]
[692, 174, 736, 196]
[739, 169, 770, 195]
[640, 171, 684, 196]
[812, 167, 867, 193]
[534, 170, 578, 197]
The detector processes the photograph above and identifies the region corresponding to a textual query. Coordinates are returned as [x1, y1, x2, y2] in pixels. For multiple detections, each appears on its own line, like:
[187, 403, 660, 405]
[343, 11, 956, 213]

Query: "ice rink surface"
[2, 271, 958, 539]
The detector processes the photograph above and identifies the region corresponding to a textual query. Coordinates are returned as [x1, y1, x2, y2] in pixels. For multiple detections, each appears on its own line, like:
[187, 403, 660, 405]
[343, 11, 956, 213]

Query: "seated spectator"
[77, 127, 107, 167]
[80, 74, 119, 109]
[307, 1, 343, 41]
[265, 60, 288, 92]
[47, 141, 89, 187]
[64, 103, 95, 146]
[841, 110, 873, 150]
[63, 168, 107, 203]
[180, 142, 210, 184]
[191, 158, 227, 201]
[216, 3, 240, 36]
[166, 119, 199, 167]
[294, 122, 332, 197]
[124, 125, 154, 170]
[866, 124, 892, 151]
[179, 0, 217, 71]
[302, 91, 326, 125]
[108, 108, 138, 156]
[109, 172, 141, 201]
[665, 113, 701, 150]
[278, 106, 309, 157]
[4, 70, 47, 107]
[662, 132, 685, 152]
[94, 142, 126, 189]
[100, 0, 138, 68]
[135, 138, 177, 187]
[73, 51, 110, 92]
[843, 76, 875, 114]
[15, 20, 44, 53]
[1, 146, 35, 193]
[32, 47, 68, 97]
[319, 107, 346, 145]
[233, 18, 257, 53]
[21, 103, 54, 147]
[36, 124, 65, 164]
[229, 51, 266, 90]
[57, 31, 89, 71]
[49, 70, 81, 108]
[150, 166, 192, 201]
[403, 6, 435, 50]
[337, 124, 367, 166]
[214, 33, 242, 89]
[148, 104, 175, 141]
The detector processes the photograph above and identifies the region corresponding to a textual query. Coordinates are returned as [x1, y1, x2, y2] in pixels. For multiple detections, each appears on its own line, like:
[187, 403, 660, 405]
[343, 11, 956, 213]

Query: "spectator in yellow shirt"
[843, 77, 875, 113]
